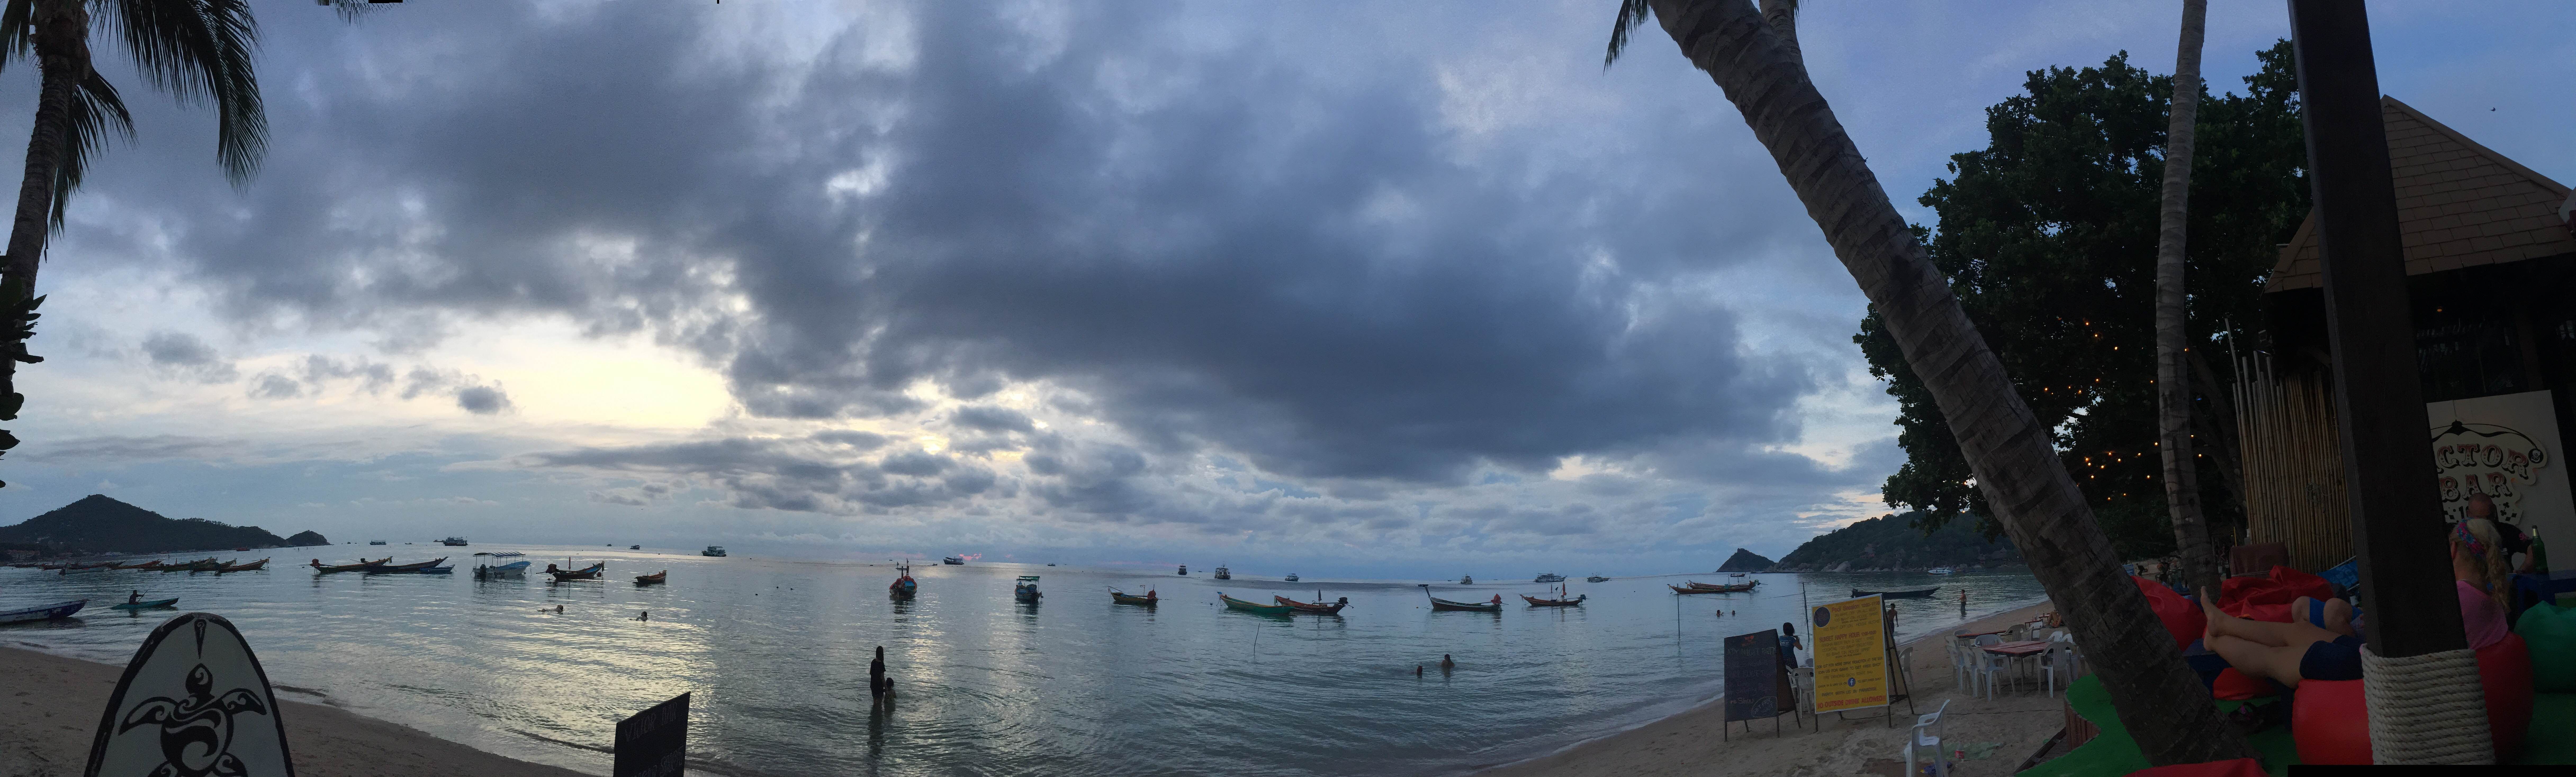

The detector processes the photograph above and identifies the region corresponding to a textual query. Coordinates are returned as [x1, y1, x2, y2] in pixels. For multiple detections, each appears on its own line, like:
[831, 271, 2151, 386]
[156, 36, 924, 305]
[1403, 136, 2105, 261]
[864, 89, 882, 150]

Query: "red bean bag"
[2125, 757, 2265, 777]
[2219, 566, 2331, 621]
[2210, 667, 2273, 701]
[2291, 633, 2536, 764]
[2137, 575, 2204, 650]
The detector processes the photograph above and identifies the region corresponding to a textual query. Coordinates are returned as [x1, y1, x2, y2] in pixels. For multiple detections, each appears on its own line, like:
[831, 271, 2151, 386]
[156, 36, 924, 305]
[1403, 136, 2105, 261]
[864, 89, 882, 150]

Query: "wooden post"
[2285, 0, 2466, 658]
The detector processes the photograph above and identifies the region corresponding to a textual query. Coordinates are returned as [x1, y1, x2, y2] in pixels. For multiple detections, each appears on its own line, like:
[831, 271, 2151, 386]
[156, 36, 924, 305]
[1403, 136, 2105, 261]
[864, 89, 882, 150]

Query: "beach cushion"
[2138, 575, 2205, 650]
[2291, 633, 2535, 764]
[2218, 566, 2332, 621]
[2123, 757, 2264, 777]
[2515, 602, 2576, 692]
[2208, 667, 2272, 701]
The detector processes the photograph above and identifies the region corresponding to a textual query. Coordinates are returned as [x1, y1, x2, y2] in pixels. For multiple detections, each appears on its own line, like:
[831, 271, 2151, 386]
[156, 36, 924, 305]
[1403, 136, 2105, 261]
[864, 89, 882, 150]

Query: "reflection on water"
[1, 548, 2045, 776]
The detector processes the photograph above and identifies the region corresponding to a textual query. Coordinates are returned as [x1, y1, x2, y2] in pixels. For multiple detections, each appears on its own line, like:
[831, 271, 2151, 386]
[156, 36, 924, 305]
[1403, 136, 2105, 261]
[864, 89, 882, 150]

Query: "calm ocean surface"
[2, 546, 2046, 776]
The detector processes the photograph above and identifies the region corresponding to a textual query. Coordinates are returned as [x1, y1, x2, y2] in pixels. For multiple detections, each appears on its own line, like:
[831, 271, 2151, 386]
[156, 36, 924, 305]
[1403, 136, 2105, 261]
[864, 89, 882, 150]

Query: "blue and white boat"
[475, 560, 530, 579]
[0, 599, 87, 624]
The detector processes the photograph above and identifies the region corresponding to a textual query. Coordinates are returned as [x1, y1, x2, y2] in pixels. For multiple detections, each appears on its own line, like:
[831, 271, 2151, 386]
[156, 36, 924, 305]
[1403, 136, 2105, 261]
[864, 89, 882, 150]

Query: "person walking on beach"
[871, 646, 889, 702]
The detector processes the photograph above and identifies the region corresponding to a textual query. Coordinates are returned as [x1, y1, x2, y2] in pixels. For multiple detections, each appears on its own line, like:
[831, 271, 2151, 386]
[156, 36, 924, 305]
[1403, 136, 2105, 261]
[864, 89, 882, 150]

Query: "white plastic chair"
[1946, 637, 1972, 690]
[1902, 699, 1953, 777]
[1971, 634, 2012, 699]
[2048, 631, 2085, 681]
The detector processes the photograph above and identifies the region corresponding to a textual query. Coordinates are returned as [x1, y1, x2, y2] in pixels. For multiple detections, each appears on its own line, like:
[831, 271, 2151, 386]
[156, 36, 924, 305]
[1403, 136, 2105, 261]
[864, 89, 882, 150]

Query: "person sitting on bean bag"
[2197, 517, 2513, 688]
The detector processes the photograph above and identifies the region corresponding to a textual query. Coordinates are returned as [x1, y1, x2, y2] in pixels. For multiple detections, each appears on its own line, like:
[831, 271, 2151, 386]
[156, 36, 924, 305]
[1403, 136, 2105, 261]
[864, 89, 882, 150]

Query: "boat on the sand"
[1218, 592, 1293, 615]
[310, 558, 390, 573]
[1852, 587, 1940, 599]
[1420, 585, 1503, 612]
[0, 599, 85, 623]
[1110, 588, 1158, 606]
[111, 597, 180, 611]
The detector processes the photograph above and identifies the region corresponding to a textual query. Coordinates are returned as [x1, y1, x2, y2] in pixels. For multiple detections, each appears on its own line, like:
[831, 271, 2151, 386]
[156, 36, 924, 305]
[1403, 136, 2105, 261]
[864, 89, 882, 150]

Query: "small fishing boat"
[111, 597, 180, 611]
[1285, 573, 1299, 582]
[369, 540, 388, 545]
[889, 561, 917, 599]
[1420, 585, 1503, 612]
[1852, 586, 1940, 599]
[1585, 575, 1610, 583]
[1014, 575, 1043, 602]
[1272, 593, 1349, 615]
[1522, 582, 1586, 607]
[1218, 592, 1294, 615]
[1177, 564, 1187, 575]
[110, 560, 166, 570]
[163, 558, 222, 572]
[1728, 572, 1749, 578]
[60, 564, 109, 574]
[419, 564, 455, 575]
[62, 561, 113, 571]
[630, 545, 642, 550]
[635, 570, 668, 585]
[545, 561, 606, 581]
[1926, 567, 1956, 575]
[702, 546, 727, 557]
[1533, 573, 1566, 583]
[1212, 565, 1231, 580]
[1458, 575, 1474, 585]
[216, 559, 269, 573]
[474, 551, 527, 558]
[368, 558, 450, 574]
[0, 599, 85, 623]
[1683, 580, 1758, 592]
[310, 558, 390, 573]
[474, 560, 530, 579]
[1110, 588, 1158, 606]
[441, 537, 470, 546]
[943, 556, 965, 565]
[1670, 583, 1748, 595]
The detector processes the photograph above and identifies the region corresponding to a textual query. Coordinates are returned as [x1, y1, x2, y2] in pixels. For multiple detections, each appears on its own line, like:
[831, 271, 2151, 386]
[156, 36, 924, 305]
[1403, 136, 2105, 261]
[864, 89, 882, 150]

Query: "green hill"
[0, 495, 292, 554]
[1715, 548, 1774, 572]
[1772, 512, 2021, 571]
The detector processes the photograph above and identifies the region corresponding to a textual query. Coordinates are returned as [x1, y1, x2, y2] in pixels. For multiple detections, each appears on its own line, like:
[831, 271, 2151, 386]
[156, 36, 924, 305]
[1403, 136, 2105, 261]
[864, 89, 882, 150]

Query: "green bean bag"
[2518, 602, 2576, 693]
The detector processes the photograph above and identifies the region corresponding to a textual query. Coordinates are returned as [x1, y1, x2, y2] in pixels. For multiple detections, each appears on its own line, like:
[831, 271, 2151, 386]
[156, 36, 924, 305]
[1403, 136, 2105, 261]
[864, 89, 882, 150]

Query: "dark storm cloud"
[140, 332, 237, 383]
[61, 2, 1868, 521]
[20, 434, 225, 462]
[523, 432, 1004, 513]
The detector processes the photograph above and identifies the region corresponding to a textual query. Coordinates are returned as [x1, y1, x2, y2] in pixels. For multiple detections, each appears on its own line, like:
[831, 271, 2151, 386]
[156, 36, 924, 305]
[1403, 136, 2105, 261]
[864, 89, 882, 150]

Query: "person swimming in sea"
[1439, 654, 1455, 671]
[871, 646, 889, 702]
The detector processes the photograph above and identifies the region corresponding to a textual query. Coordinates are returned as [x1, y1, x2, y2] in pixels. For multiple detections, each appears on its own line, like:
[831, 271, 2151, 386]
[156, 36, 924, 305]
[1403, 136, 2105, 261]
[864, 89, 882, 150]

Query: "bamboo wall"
[2233, 355, 2355, 572]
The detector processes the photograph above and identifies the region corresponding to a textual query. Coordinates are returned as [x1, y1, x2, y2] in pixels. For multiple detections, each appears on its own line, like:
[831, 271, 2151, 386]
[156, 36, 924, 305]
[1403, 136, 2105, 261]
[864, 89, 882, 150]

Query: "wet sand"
[0, 645, 587, 777]
[1478, 601, 2069, 777]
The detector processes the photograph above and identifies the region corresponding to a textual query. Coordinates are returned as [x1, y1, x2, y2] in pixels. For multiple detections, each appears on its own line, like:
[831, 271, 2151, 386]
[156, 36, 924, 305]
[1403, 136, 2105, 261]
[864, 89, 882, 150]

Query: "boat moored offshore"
[943, 556, 966, 565]
[1212, 565, 1231, 580]
[1014, 575, 1042, 602]
[440, 537, 469, 546]
[702, 546, 727, 557]
[1533, 573, 1565, 583]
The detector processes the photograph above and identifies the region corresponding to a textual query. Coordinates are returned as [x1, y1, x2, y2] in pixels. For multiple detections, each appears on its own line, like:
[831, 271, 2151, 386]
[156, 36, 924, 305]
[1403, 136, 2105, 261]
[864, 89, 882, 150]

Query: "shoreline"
[0, 645, 589, 777]
[1474, 599, 2063, 777]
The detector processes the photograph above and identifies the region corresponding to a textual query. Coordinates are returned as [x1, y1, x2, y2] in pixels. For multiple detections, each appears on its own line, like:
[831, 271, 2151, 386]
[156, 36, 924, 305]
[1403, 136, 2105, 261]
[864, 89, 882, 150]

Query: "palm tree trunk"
[2155, 0, 2219, 596]
[1641, 0, 2247, 764]
[0, 0, 88, 426]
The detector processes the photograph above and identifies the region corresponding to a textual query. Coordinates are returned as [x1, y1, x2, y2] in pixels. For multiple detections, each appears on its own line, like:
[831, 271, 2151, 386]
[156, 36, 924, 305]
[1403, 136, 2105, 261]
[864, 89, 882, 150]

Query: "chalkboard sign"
[1721, 629, 1788, 722]
[614, 692, 690, 777]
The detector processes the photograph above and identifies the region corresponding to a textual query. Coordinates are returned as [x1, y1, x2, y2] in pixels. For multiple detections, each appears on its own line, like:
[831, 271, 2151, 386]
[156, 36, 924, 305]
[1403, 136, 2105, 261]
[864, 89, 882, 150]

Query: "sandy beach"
[1480, 601, 2069, 777]
[0, 645, 586, 777]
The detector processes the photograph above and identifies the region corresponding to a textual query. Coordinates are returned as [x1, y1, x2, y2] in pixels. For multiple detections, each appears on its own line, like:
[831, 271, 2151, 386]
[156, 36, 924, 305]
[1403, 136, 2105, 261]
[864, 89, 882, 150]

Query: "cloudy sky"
[0, 1, 2565, 578]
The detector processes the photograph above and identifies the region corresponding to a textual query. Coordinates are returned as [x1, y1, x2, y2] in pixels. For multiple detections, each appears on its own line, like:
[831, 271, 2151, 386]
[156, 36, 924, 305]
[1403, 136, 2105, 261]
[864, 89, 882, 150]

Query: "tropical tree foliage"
[1862, 42, 2310, 559]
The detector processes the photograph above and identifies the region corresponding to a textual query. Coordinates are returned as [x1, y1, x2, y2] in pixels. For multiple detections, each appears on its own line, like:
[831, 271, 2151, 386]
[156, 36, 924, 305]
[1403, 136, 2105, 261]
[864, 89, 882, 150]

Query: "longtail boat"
[889, 561, 917, 599]
[1272, 593, 1349, 614]
[1522, 582, 1586, 607]
[1110, 588, 1158, 606]
[635, 570, 668, 585]
[110, 560, 166, 570]
[368, 558, 449, 574]
[1420, 584, 1503, 612]
[544, 561, 606, 581]
[1852, 587, 1939, 599]
[1218, 592, 1293, 615]
[216, 558, 269, 573]
[474, 560, 529, 579]
[0, 599, 85, 623]
[311, 557, 390, 573]
[1679, 580, 1756, 593]
[1669, 584, 1735, 595]
[60, 564, 109, 574]
[111, 597, 180, 611]
[163, 558, 223, 572]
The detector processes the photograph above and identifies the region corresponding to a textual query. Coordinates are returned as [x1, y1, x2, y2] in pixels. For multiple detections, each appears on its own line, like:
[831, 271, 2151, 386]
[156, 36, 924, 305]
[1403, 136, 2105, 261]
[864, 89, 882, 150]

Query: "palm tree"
[2153, 0, 2219, 597]
[0, 0, 272, 485]
[1606, 1, 2247, 764]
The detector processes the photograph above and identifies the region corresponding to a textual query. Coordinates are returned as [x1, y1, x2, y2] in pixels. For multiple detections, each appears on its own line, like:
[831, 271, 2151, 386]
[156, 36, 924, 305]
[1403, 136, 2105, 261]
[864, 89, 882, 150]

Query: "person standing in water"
[870, 646, 889, 702]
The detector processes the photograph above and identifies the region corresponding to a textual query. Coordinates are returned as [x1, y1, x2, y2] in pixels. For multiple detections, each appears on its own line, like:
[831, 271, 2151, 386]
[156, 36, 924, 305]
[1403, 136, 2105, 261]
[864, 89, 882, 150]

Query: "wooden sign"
[613, 692, 690, 777]
[85, 613, 294, 777]
[1808, 595, 1890, 714]
[1721, 629, 1787, 722]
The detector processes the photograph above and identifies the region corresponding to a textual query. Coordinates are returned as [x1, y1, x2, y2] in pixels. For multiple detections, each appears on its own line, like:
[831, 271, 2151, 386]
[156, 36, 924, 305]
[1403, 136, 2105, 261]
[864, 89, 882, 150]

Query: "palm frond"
[52, 70, 137, 231]
[0, 0, 31, 71]
[1604, 0, 1656, 69]
[317, 0, 378, 23]
[106, 0, 266, 184]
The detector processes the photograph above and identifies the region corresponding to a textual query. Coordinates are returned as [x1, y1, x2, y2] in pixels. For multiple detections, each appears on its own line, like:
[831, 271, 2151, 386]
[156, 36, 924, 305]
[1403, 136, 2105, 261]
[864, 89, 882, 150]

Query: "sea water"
[1, 548, 2046, 776]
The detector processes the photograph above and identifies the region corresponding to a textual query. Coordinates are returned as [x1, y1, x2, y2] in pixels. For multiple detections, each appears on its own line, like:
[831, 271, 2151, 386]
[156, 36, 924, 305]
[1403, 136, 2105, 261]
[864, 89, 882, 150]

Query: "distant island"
[1714, 548, 1773, 572]
[287, 530, 331, 546]
[0, 494, 312, 557]
[1768, 512, 2022, 572]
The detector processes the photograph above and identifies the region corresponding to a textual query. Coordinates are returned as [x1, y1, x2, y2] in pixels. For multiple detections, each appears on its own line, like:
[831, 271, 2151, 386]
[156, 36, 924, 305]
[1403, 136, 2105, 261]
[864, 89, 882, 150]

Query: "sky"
[0, 1, 2566, 579]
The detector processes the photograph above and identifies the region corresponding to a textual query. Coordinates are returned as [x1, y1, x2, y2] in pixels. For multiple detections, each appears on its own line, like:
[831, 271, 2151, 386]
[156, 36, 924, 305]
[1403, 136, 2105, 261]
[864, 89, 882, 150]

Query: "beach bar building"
[2244, 97, 2576, 571]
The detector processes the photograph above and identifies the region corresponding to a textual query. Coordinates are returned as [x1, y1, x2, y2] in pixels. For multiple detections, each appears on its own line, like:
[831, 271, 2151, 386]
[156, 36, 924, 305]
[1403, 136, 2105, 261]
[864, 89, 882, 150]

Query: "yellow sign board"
[1809, 595, 1889, 713]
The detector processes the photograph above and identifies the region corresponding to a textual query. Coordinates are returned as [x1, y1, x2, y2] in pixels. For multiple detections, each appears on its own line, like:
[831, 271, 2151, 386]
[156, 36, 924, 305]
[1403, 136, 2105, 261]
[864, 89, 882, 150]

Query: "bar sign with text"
[614, 692, 690, 777]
